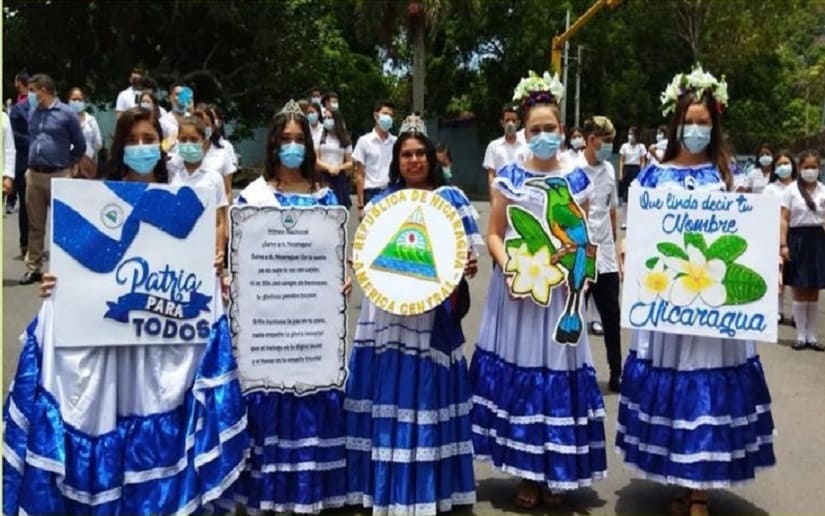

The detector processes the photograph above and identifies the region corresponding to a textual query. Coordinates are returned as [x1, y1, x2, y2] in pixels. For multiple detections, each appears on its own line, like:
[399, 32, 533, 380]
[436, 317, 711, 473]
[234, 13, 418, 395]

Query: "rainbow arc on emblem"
[370, 207, 439, 282]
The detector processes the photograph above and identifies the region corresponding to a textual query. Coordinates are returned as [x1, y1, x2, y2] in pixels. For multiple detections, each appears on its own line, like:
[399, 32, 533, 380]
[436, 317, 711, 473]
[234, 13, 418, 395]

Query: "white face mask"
[801, 168, 820, 183]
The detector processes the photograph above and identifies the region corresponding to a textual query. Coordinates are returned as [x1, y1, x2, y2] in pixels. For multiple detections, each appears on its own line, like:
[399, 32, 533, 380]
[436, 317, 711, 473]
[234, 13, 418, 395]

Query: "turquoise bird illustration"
[525, 176, 597, 344]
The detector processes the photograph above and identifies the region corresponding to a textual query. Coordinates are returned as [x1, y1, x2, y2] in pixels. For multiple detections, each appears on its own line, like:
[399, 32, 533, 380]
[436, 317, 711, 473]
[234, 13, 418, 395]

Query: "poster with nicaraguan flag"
[50, 179, 216, 347]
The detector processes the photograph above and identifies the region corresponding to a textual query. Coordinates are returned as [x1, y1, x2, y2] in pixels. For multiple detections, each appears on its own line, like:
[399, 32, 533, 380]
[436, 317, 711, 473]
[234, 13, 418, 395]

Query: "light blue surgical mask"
[774, 164, 793, 179]
[442, 166, 452, 180]
[307, 112, 319, 125]
[801, 168, 820, 183]
[528, 131, 562, 160]
[178, 142, 205, 164]
[279, 142, 305, 168]
[323, 118, 335, 131]
[330, 101, 340, 112]
[140, 101, 154, 110]
[28, 92, 38, 110]
[378, 113, 393, 131]
[570, 136, 585, 150]
[758, 155, 773, 167]
[311, 96, 322, 106]
[596, 140, 613, 163]
[123, 144, 161, 175]
[69, 100, 86, 113]
[204, 127, 213, 140]
[678, 124, 712, 154]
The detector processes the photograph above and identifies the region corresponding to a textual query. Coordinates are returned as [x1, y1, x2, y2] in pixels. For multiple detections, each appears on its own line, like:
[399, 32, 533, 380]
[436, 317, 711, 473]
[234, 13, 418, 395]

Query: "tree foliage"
[4, 0, 823, 151]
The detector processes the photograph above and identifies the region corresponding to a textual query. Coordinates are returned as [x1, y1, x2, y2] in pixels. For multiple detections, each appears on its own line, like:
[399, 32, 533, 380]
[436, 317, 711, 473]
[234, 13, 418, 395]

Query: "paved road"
[3, 201, 825, 515]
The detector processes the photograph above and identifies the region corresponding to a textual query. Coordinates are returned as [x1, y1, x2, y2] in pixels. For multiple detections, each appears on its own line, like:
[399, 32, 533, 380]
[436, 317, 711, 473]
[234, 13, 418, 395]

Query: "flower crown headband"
[512, 70, 565, 113]
[660, 64, 728, 117]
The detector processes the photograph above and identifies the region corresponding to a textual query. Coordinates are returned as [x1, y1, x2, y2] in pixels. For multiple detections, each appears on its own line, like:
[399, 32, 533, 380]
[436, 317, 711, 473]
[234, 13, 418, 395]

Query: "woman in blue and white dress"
[470, 74, 607, 509]
[216, 101, 349, 515]
[345, 115, 482, 515]
[2, 107, 248, 516]
[616, 70, 776, 516]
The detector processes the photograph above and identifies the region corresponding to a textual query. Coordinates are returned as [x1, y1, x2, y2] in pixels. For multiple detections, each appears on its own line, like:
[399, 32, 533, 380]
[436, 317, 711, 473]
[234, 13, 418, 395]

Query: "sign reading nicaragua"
[620, 186, 780, 342]
[51, 179, 216, 347]
[352, 189, 467, 316]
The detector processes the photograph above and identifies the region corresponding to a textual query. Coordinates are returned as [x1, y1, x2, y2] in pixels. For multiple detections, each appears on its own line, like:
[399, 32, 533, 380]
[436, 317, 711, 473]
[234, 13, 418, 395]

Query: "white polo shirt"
[619, 142, 646, 165]
[310, 123, 324, 151]
[746, 167, 771, 194]
[115, 86, 140, 112]
[781, 182, 825, 227]
[764, 180, 790, 198]
[168, 156, 228, 208]
[202, 143, 237, 177]
[577, 155, 619, 273]
[352, 129, 397, 189]
[482, 136, 529, 174]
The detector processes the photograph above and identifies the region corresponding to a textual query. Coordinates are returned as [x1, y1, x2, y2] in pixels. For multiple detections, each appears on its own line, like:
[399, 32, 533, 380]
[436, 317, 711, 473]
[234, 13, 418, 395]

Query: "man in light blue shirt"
[21, 73, 86, 284]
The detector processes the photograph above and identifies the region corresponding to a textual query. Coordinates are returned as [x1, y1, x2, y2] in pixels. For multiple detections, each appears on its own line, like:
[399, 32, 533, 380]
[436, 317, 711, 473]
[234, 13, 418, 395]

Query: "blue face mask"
[123, 144, 161, 175]
[323, 118, 335, 131]
[204, 127, 213, 140]
[528, 131, 562, 160]
[279, 142, 305, 169]
[596, 140, 613, 163]
[678, 124, 712, 154]
[378, 113, 393, 131]
[307, 112, 319, 125]
[69, 100, 86, 113]
[774, 164, 793, 179]
[28, 92, 38, 110]
[178, 142, 205, 164]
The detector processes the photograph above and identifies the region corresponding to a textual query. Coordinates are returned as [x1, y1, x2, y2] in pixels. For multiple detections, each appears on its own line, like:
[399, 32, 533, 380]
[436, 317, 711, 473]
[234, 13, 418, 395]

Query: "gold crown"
[399, 114, 427, 136]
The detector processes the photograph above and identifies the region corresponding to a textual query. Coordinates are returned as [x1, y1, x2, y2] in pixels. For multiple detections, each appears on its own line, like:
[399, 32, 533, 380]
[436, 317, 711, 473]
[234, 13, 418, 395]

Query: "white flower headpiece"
[660, 64, 728, 117]
[512, 70, 565, 106]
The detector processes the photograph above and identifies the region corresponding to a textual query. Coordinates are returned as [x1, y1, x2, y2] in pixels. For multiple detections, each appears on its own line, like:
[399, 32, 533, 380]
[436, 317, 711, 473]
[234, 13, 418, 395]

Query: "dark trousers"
[15, 164, 28, 251]
[587, 272, 622, 378]
[619, 164, 641, 203]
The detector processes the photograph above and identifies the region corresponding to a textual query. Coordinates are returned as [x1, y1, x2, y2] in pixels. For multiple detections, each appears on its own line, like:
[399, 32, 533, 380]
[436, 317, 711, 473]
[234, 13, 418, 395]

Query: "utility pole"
[560, 9, 570, 125]
[574, 45, 583, 129]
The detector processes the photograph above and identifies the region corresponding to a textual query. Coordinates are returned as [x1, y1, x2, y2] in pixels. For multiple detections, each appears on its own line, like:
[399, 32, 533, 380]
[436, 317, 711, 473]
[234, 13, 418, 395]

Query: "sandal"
[541, 487, 564, 507]
[688, 490, 709, 516]
[515, 480, 540, 509]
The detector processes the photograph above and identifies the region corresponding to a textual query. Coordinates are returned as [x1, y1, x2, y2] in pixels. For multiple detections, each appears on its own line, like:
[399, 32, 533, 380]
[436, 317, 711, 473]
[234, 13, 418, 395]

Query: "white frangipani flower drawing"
[665, 244, 728, 307]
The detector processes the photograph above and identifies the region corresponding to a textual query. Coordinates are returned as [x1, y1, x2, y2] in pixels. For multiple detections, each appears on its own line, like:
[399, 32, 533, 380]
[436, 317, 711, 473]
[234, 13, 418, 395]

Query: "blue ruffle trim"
[469, 347, 607, 489]
[215, 389, 347, 514]
[344, 311, 475, 514]
[635, 163, 723, 189]
[493, 163, 592, 200]
[3, 315, 248, 516]
[615, 350, 776, 488]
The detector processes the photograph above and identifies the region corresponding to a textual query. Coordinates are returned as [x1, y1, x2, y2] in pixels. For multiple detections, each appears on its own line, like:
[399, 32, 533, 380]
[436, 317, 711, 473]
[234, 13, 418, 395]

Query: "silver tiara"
[278, 99, 305, 117]
[399, 114, 427, 137]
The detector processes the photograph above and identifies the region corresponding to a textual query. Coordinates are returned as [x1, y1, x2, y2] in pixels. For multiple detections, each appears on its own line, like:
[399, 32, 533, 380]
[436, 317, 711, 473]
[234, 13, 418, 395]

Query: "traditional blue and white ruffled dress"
[215, 177, 346, 514]
[470, 163, 608, 490]
[345, 184, 483, 515]
[3, 278, 248, 516]
[615, 162, 776, 488]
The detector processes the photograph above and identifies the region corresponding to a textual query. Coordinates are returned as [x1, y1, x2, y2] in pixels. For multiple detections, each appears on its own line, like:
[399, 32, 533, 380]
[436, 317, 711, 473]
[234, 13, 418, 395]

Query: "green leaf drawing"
[706, 235, 748, 264]
[646, 257, 660, 269]
[508, 206, 555, 254]
[722, 263, 767, 305]
[657, 242, 689, 260]
[684, 232, 707, 254]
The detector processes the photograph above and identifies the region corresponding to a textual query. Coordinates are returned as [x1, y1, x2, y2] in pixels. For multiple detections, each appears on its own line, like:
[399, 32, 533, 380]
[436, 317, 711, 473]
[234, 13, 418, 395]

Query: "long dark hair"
[661, 89, 731, 189]
[194, 102, 223, 148]
[320, 108, 351, 148]
[770, 149, 797, 183]
[797, 150, 821, 212]
[264, 110, 319, 187]
[106, 107, 168, 183]
[388, 132, 446, 188]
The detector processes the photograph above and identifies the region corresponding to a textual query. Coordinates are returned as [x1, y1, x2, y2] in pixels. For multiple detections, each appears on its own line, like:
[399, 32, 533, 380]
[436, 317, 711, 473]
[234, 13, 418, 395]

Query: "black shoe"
[808, 342, 825, 352]
[590, 322, 604, 336]
[608, 375, 621, 393]
[19, 271, 42, 285]
[792, 340, 806, 350]
[778, 313, 785, 325]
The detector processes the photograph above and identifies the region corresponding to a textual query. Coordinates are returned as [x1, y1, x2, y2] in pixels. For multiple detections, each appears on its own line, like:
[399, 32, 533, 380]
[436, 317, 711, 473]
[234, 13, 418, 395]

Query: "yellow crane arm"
[551, 0, 624, 74]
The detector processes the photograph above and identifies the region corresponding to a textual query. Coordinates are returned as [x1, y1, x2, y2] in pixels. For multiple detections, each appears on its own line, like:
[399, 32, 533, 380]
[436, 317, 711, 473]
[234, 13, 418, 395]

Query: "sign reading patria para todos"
[51, 179, 216, 347]
[352, 189, 468, 316]
[621, 186, 780, 342]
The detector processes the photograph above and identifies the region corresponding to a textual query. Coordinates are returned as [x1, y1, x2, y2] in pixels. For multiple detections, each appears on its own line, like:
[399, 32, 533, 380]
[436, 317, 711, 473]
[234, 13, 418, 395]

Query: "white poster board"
[51, 179, 216, 347]
[621, 186, 779, 342]
[229, 205, 348, 394]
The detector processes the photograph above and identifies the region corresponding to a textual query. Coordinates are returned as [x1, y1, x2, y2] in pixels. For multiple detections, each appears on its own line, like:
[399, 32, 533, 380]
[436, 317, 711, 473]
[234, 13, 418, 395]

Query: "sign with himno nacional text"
[621, 186, 779, 342]
[51, 179, 216, 347]
[352, 189, 468, 316]
[229, 205, 348, 394]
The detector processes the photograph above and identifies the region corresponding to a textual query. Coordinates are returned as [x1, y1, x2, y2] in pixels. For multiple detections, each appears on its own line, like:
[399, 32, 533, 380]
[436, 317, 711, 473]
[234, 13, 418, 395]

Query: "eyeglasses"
[400, 149, 427, 159]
